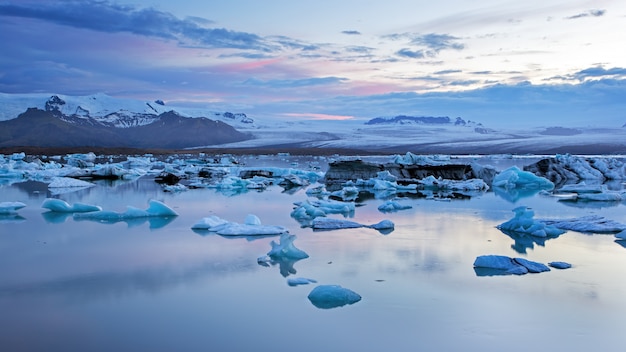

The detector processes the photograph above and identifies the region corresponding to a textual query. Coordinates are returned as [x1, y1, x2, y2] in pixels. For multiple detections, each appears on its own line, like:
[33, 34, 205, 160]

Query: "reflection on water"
[1, 156, 626, 351]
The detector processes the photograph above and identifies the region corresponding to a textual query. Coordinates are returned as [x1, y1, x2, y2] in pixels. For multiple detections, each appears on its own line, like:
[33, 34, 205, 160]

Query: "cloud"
[434, 69, 462, 75]
[342, 30, 361, 35]
[574, 66, 626, 80]
[0, 0, 273, 51]
[385, 32, 465, 59]
[565, 9, 606, 20]
[242, 76, 348, 89]
[396, 48, 426, 59]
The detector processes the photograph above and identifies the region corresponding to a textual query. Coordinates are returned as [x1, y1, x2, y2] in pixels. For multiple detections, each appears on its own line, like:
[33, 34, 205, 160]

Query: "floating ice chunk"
[548, 261, 572, 269]
[74, 200, 178, 221]
[513, 257, 550, 273]
[287, 278, 317, 286]
[559, 183, 605, 194]
[473, 255, 522, 271]
[311, 217, 394, 233]
[473, 255, 551, 276]
[245, 214, 262, 226]
[305, 185, 330, 197]
[497, 206, 566, 238]
[573, 192, 623, 202]
[48, 177, 95, 188]
[312, 217, 363, 230]
[370, 220, 395, 230]
[41, 198, 101, 213]
[268, 233, 309, 260]
[192, 214, 288, 236]
[419, 176, 489, 191]
[378, 200, 412, 212]
[330, 186, 360, 201]
[539, 215, 626, 234]
[392, 152, 449, 166]
[191, 215, 230, 230]
[616, 230, 626, 239]
[290, 201, 327, 221]
[163, 184, 188, 192]
[307, 285, 362, 309]
[493, 166, 554, 190]
[0, 201, 26, 214]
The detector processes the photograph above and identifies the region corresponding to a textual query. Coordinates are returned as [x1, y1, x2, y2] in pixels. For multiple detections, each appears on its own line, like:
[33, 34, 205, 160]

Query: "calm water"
[2, 155, 626, 352]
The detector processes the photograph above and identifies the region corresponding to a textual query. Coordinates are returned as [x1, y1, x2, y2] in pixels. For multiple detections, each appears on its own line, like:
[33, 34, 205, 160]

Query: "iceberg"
[377, 200, 412, 213]
[493, 166, 554, 190]
[41, 198, 101, 213]
[311, 217, 394, 233]
[267, 233, 309, 260]
[473, 255, 552, 276]
[539, 215, 626, 234]
[191, 214, 288, 237]
[48, 177, 95, 189]
[0, 201, 26, 214]
[73, 200, 178, 222]
[524, 155, 626, 185]
[418, 175, 489, 191]
[307, 285, 362, 309]
[287, 278, 317, 286]
[497, 206, 566, 238]
[548, 261, 572, 269]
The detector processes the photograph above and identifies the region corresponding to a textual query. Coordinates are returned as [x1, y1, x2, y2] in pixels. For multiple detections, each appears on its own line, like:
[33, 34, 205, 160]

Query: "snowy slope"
[0, 93, 254, 128]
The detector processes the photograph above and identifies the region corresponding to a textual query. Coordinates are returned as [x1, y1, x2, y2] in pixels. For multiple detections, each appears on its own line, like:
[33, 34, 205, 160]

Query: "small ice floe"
[473, 255, 552, 276]
[290, 199, 356, 225]
[48, 177, 95, 189]
[497, 206, 566, 238]
[41, 198, 101, 213]
[377, 200, 412, 213]
[418, 175, 489, 191]
[554, 183, 625, 204]
[0, 201, 26, 214]
[192, 214, 288, 237]
[616, 230, 626, 239]
[267, 233, 309, 260]
[548, 261, 572, 269]
[73, 200, 178, 222]
[330, 186, 360, 201]
[287, 277, 317, 287]
[307, 285, 362, 309]
[311, 217, 394, 234]
[163, 184, 188, 192]
[539, 215, 626, 234]
[493, 166, 554, 190]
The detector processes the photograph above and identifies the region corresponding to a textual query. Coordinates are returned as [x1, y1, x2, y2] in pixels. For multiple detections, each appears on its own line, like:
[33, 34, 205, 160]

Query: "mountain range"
[0, 95, 251, 148]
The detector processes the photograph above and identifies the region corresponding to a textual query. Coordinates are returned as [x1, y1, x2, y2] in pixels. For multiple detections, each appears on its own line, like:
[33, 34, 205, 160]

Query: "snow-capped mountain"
[365, 115, 494, 134]
[0, 93, 255, 128]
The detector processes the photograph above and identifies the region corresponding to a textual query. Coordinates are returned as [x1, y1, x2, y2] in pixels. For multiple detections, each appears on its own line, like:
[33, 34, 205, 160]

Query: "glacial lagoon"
[2, 153, 626, 352]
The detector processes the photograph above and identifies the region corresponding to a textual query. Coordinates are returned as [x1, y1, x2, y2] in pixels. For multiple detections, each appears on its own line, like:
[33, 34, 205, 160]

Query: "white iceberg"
[378, 200, 412, 213]
[307, 285, 362, 309]
[311, 217, 394, 232]
[539, 215, 626, 234]
[497, 206, 566, 238]
[493, 166, 554, 190]
[0, 201, 26, 214]
[418, 175, 489, 191]
[41, 198, 101, 213]
[48, 177, 95, 189]
[191, 214, 288, 237]
[73, 200, 178, 221]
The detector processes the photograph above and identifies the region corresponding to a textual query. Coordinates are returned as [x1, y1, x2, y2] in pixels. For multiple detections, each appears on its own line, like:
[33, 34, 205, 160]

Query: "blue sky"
[1, 0, 625, 127]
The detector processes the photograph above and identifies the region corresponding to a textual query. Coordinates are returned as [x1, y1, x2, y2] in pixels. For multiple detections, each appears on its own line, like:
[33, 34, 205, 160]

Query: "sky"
[1, 0, 625, 128]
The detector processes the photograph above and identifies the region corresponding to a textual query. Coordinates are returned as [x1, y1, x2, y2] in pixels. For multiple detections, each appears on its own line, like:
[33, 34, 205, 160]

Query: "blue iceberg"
[307, 285, 362, 309]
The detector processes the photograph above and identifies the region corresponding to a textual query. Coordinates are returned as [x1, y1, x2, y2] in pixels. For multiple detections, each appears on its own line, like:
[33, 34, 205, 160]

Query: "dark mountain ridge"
[0, 108, 251, 148]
